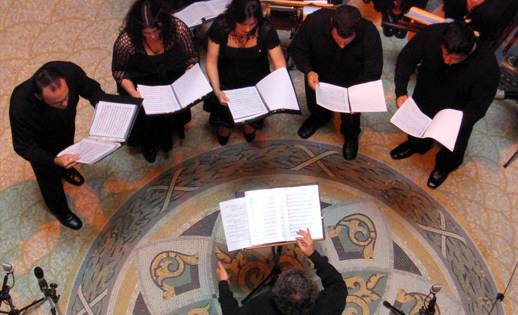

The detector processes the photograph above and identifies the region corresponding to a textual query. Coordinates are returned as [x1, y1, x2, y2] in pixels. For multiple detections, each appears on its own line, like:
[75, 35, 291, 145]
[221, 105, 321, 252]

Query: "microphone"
[34, 266, 49, 295]
[2, 263, 14, 273]
[383, 300, 405, 315]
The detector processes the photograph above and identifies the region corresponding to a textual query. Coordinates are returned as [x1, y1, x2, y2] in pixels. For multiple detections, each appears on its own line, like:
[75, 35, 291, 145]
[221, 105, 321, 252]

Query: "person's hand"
[54, 154, 79, 169]
[307, 71, 319, 90]
[216, 261, 229, 282]
[396, 95, 408, 109]
[130, 90, 142, 98]
[296, 228, 315, 257]
[215, 90, 229, 106]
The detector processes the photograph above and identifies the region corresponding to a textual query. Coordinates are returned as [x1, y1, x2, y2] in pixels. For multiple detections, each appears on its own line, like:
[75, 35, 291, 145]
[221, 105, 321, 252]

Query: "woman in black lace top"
[204, 0, 286, 145]
[112, 0, 198, 163]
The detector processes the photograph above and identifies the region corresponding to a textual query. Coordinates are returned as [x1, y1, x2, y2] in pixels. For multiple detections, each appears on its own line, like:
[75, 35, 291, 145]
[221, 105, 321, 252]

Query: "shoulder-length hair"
[221, 0, 264, 34]
[122, 0, 175, 47]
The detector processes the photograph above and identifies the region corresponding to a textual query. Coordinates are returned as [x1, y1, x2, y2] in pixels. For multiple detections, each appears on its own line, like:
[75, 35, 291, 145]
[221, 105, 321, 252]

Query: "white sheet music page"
[171, 63, 212, 108]
[424, 108, 463, 151]
[283, 185, 323, 241]
[207, 0, 232, 15]
[138, 84, 181, 115]
[348, 80, 387, 112]
[89, 101, 136, 141]
[255, 67, 299, 112]
[174, 2, 206, 28]
[316, 82, 348, 112]
[390, 97, 431, 138]
[246, 188, 285, 246]
[57, 138, 120, 165]
[225, 87, 268, 123]
[219, 197, 251, 251]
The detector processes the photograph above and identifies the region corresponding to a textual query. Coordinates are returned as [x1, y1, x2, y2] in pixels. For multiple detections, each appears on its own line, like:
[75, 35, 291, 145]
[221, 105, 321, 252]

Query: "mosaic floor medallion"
[67, 140, 502, 315]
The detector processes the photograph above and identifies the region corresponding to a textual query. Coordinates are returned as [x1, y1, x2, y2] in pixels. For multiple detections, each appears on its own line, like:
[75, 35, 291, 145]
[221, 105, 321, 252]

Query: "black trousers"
[31, 162, 69, 216]
[304, 78, 361, 139]
[404, 126, 473, 172]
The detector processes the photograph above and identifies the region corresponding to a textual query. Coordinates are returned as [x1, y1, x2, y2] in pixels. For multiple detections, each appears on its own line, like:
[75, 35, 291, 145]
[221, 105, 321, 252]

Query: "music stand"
[242, 245, 283, 305]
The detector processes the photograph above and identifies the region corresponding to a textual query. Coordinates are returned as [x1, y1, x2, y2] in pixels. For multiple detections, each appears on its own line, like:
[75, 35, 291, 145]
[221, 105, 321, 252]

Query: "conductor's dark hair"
[272, 268, 318, 315]
[332, 5, 361, 38]
[222, 0, 263, 34]
[442, 21, 476, 55]
[123, 0, 174, 48]
[33, 66, 65, 95]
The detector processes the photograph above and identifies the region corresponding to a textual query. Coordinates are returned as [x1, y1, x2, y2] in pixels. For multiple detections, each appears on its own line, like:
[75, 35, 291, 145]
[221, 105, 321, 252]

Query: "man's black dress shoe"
[56, 211, 83, 230]
[390, 142, 428, 160]
[343, 137, 359, 160]
[61, 167, 84, 186]
[297, 119, 320, 139]
[395, 29, 408, 39]
[427, 169, 449, 189]
[217, 133, 230, 145]
[243, 130, 256, 143]
[143, 148, 157, 163]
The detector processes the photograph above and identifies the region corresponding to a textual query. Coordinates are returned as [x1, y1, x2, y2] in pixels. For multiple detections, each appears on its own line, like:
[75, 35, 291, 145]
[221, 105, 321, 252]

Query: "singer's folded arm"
[311, 251, 348, 315]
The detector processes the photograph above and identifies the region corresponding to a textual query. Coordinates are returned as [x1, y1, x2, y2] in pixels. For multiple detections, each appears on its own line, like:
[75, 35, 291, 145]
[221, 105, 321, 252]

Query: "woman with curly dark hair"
[204, 0, 286, 145]
[112, 0, 198, 163]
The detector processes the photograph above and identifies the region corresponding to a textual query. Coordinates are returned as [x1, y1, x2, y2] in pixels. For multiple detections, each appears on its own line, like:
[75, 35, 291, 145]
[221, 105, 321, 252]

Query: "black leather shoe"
[177, 127, 185, 140]
[427, 169, 449, 189]
[297, 119, 320, 139]
[217, 133, 230, 145]
[61, 167, 84, 186]
[56, 211, 82, 230]
[243, 130, 256, 143]
[382, 12, 397, 37]
[161, 137, 173, 153]
[395, 29, 408, 39]
[390, 142, 428, 160]
[343, 137, 359, 160]
[143, 148, 157, 163]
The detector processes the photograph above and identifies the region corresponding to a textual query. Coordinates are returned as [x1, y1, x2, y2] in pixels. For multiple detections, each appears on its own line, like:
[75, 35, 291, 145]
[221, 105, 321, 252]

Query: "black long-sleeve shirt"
[395, 23, 499, 130]
[218, 251, 348, 315]
[288, 9, 383, 87]
[10, 61, 104, 166]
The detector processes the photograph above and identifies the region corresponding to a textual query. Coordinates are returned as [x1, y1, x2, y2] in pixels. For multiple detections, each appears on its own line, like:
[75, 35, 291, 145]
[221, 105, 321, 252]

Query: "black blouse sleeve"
[171, 17, 199, 67]
[112, 31, 136, 84]
[208, 18, 226, 44]
[260, 21, 281, 50]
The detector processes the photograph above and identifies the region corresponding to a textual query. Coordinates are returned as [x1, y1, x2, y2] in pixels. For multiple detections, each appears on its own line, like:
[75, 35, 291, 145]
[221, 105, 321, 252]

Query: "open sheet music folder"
[219, 184, 324, 252]
[225, 67, 301, 124]
[390, 97, 463, 151]
[58, 94, 140, 165]
[316, 80, 387, 113]
[137, 63, 213, 115]
[173, 0, 231, 28]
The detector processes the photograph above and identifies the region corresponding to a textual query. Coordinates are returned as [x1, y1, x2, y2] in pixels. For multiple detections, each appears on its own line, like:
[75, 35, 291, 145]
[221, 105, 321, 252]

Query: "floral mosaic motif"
[150, 251, 199, 299]
[344, 273, 386, 314]
[392, 289, 441, 315]
[186, 303, 211, 315]
[215, 244, 306, 294]
[329, 213, 377, 260]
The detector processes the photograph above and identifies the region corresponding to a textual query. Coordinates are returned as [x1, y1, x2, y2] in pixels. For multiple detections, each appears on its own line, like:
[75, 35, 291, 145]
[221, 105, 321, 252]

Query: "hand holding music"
[54, 154, 79, 169]
[296, 228, 315, 256]
[215, 90, 230, 106]
[307, 71, 319, 90]
[216, 261, 230, 282]
[396, 95, 408, 108]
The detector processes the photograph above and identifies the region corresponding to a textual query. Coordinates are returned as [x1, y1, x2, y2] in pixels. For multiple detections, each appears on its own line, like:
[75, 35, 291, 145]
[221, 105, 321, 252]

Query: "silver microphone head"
[431, 284, 442, 294]
[2, 263, 14, 273]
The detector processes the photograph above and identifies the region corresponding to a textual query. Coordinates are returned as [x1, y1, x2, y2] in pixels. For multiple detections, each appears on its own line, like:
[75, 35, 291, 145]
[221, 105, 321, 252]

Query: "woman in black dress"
[112, 0, 198, 162]
[205, 0, 286, 145]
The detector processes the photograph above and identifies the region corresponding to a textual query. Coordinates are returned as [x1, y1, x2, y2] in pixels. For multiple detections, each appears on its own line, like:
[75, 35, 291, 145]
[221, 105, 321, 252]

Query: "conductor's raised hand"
[54, 154, 79, 169]
[296, 228, 315, 256]
[216, 261, 229, 282]
[307, 71, 319, 91]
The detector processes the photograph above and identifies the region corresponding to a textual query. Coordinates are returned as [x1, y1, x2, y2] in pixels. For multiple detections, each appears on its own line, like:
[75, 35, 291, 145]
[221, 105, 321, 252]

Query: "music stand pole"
[242, 245, 283, 304]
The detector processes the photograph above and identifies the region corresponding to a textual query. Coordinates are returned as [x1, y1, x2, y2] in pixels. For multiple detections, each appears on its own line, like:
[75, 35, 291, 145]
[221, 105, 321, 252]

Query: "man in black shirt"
[216, 229, 348, 315]
[391, 21, 500, 188]
[288, 5, 383, 160]
[10, 61, 105, 230]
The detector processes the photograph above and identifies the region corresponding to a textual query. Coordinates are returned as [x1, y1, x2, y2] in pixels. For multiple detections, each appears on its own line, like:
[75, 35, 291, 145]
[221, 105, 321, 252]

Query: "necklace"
[229, 31, 257, 48]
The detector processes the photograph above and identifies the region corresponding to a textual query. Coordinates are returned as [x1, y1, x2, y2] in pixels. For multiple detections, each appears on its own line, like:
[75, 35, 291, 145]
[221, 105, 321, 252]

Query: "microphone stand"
[487, 261, 518, 315]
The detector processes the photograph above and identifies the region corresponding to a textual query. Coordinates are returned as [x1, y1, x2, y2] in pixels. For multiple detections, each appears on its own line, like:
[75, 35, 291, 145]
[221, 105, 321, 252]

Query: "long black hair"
[221, 0, 264, 34]
[122, 0, 175, 47]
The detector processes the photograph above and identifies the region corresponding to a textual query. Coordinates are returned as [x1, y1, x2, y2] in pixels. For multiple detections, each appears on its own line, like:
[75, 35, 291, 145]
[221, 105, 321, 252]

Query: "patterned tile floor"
[0, 1, 516, 314]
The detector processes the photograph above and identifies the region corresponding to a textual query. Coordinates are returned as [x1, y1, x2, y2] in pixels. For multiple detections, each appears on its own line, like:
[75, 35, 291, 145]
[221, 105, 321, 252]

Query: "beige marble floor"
[0, 0, 516, 314]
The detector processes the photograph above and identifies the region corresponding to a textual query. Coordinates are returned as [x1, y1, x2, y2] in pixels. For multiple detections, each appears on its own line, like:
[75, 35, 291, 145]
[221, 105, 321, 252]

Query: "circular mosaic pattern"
[67, 140, 502, 314]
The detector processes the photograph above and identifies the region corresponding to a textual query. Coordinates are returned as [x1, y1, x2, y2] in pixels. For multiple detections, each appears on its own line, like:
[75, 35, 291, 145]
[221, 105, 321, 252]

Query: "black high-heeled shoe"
[243, 129, 256, 143]
[143, 148, 157, 163]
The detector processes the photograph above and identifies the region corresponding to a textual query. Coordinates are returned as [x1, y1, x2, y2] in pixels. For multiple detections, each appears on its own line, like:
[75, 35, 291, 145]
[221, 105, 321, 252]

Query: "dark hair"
[442, 21, 476, 55]
[222, 0, 263, 34]
[123, 0, 174, 47]
[332, 5, 361, 38]
[33, 66, 65, 95]
[272, 269, 318, 315]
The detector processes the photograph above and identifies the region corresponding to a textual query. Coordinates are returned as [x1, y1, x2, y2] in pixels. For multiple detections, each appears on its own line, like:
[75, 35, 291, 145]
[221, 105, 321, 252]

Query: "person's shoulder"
[304, 8, 331, 24]
[10, 79, 34, 116]
[474, 46, 500, 73]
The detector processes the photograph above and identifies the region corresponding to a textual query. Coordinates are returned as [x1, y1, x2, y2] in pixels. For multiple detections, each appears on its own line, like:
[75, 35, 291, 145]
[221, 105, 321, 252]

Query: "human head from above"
[33, 66, 69, 109]
[224, 0, 263, 36]
[124, 0, 172, 45]
[331, 5, 361, 48]
[272, 268, 319, 315]
[441, 21, 477, 65]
